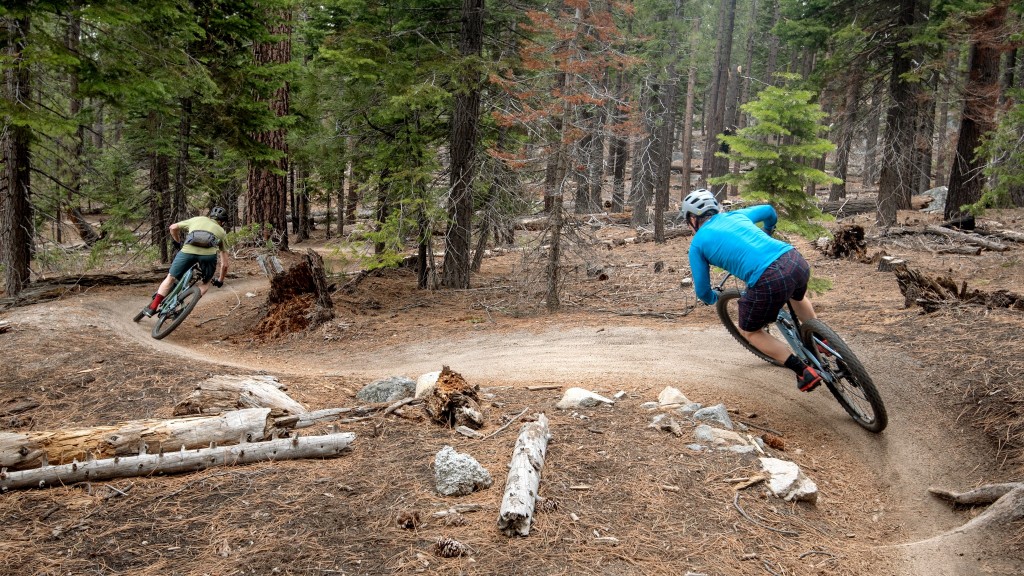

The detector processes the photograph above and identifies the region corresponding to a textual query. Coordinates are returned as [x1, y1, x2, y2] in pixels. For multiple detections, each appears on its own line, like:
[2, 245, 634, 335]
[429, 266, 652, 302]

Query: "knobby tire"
[715, 288, 781, 366]
[801, 319, 888, 433]
[151, 285, 202, 340]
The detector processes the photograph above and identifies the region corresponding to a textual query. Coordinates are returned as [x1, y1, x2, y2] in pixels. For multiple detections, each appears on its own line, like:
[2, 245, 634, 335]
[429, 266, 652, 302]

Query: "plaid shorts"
[738, 249, 811, 331]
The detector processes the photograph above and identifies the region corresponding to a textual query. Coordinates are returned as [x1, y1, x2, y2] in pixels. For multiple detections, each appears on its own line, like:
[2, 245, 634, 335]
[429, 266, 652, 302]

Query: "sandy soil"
[1, 207, 1022, 575]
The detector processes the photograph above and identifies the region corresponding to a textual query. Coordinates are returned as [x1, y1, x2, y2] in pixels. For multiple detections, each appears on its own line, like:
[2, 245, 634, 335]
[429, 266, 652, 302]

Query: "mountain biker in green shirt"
[137, 207, 230, 318]
[681, 189, 822, 392]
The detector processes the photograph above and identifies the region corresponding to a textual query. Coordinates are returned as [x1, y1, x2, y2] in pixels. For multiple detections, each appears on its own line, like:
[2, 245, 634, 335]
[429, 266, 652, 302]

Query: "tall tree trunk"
[701, 0, 737, 199]
[863, 91, 881, 187]
[680, 16, 700, 198]
[765, 0, 780, 85]
[173, 97, 191, 224]
[442, 0, 484, 290]
[588, 100, 607, 213]
[150, 147, 171, 264]
[246, 12, 292, 250]
[830, 70, 862, 201]
[610, 70, 629, 212]
[573, 112, 594, 213]
[631, 86, 659, 227]
[738, 0, 756, 129]
[345, 140, 356, 226]
[945, 1, 1009, 220]
[934, 51, 956, 187]
[876, 0, 921, 226]
[1, 15, 33, 296]
[914, 74, 937, 193]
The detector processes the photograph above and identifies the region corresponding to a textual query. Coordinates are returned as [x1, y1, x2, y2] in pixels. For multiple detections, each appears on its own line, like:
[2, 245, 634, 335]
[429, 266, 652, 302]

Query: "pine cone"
[396, 510, 421, 529]
[434, 536, 469, 558]
[762, 433, 786, 451]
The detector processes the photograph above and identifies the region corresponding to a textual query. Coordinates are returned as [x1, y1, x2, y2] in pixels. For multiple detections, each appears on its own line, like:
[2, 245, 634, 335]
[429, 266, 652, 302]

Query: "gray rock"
[760, 457, 818, 503]
[434, 446, 493, 496]
[693, 404, 734, 429]
[922, 186, 947, 213]
[556, 387, 615, 409]
[356, 376, 415, 403]
[693, 424, 747, 446]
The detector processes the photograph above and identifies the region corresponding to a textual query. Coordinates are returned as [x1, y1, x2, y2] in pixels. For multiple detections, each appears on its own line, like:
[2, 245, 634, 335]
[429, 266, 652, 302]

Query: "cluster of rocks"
[562, 384, 818, 504]
[355, 374, 817, 504]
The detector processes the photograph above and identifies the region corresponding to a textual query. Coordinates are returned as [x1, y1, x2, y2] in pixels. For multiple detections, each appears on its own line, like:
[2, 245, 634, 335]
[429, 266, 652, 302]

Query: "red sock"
[149, 293, 165, 310]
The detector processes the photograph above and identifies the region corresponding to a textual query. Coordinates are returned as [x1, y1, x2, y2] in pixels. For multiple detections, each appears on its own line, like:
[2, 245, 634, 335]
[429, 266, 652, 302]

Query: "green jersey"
[177, 216, 227, 256]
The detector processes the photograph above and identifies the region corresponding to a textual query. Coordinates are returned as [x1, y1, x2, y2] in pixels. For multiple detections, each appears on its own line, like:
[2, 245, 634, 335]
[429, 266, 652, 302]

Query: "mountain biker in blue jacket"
[137, 207, 230, 319]
[681, 189, 822, 392]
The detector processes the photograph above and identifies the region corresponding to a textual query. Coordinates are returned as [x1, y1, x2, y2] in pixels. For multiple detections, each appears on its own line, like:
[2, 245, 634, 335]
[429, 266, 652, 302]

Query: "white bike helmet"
[681, 189, 720, 219]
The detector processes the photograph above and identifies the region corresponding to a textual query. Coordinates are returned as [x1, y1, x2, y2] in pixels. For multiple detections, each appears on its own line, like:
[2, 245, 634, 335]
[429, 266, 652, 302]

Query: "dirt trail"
[11, 277, 997, 574]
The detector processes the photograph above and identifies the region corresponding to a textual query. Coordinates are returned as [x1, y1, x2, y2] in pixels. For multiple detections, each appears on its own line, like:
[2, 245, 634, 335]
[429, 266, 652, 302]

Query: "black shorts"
[168, 251, 219, 284]
[738, 250, 810, 332]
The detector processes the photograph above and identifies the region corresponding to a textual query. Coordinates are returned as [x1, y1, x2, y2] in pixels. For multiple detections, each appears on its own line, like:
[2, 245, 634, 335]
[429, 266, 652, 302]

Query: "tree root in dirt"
[893, 266, 1024, 312]
[928, 483, 1024, 535]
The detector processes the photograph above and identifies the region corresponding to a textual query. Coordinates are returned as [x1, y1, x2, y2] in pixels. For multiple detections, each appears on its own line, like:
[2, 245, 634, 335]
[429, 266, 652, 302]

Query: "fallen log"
[0, 432, 355, 491]
[931, 245, 982, 256]
[271, 398, 423, 431]
[174, 374, 307, 416]
[925, 225, 1009, 252]
[819, 197, 876, 218]
[0, 408, 275, 471]
[498, 413, 552, 537]
[975, 227, 1024, 243]
[0, 270, 167, 311]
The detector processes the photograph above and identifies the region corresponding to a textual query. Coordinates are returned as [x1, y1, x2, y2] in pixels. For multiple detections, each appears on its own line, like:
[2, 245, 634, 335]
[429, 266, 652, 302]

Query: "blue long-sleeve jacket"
[688, 204, 792, 305]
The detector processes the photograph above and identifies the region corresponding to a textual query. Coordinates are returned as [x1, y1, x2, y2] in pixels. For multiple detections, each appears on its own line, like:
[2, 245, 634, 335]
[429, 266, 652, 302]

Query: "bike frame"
[715, 273, 840, 385]
[158, 264, 199, 316]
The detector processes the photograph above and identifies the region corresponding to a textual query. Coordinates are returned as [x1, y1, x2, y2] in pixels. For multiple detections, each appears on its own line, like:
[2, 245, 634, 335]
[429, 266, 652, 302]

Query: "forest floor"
[1, 199, 1023, 576]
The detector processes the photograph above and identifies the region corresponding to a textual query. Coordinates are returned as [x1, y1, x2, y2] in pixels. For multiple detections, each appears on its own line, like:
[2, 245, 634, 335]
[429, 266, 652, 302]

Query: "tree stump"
[424, 366, 484, 429]
[253, 248, 335, 338]
[822, 224, 867, 260]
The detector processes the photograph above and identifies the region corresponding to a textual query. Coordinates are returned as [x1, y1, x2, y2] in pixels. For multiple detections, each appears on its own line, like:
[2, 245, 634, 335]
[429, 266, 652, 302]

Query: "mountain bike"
[133, 263, 204, 340]
[714, 273, 888, 433]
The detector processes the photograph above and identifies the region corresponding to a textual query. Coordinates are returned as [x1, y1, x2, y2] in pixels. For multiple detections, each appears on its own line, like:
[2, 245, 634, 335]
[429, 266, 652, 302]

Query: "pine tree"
[710, 82, 838, 231]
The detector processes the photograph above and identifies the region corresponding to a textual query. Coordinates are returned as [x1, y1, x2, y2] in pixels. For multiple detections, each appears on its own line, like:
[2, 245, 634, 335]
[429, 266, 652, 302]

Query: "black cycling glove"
[212, 279, 223, 288]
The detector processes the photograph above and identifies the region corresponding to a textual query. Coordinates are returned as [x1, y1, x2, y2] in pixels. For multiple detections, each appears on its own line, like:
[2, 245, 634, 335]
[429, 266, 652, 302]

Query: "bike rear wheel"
[715, 288, 781, 366]
[800, 319, 888, 433]
[151, 285, 202, 340]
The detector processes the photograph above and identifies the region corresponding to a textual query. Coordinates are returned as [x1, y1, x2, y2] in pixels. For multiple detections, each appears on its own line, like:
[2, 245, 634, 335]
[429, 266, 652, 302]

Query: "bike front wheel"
[801, 319, 888, 433]
[715, 288, 781, 366]
[152, 285, 202, 340]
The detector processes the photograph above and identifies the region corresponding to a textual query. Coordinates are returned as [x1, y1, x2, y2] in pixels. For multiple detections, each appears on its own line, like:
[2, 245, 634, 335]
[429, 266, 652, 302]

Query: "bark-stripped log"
[498, 413, 551, 537]
[174, 375, 307, 416]
[0, 408, 273, 470]
[925, 225, 1009, 251]
[0, 432, 355, 490]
